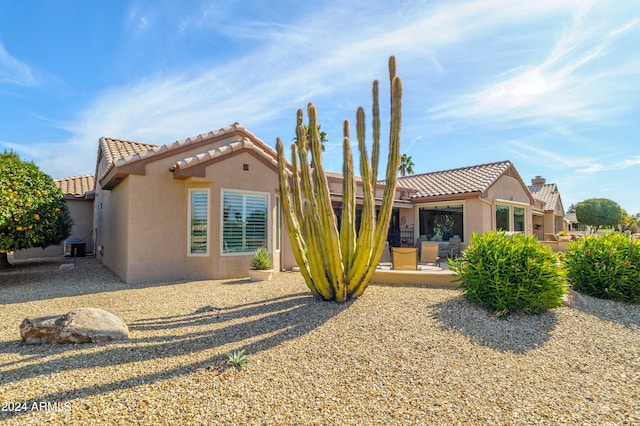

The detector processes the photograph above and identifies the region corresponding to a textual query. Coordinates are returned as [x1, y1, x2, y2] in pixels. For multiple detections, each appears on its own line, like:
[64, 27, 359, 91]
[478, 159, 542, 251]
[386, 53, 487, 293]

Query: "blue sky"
[1, 0, 639, 213]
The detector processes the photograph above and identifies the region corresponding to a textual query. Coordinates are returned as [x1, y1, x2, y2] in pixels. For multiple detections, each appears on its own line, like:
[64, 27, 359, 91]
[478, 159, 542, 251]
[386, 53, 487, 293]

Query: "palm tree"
[398, 153, 415, 176]
[294, 124, 328, 152]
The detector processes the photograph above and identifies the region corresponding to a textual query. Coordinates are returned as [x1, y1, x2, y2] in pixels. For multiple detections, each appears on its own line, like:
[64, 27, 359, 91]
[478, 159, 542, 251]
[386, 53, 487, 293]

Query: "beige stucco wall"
[532, 214, 545, 240]
[12, 198, 94, 260]
[465, 198, 492, 242]
[204, 151, 282, 279]
[96, 178, 131, 282]
[486, 174, 531, 205]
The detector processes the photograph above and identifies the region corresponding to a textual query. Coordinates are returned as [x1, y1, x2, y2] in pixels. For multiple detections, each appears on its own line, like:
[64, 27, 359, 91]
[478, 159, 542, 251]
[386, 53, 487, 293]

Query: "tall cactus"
[276, 56, 402, 302]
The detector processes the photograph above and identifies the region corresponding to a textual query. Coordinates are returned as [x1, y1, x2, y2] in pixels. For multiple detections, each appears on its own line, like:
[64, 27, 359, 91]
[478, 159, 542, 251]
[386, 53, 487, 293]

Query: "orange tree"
[0, 151, 72, 268]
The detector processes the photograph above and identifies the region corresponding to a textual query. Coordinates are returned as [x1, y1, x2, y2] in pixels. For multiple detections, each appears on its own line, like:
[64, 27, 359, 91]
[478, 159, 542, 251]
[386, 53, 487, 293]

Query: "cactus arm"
[339, 120, 356, 274]
[303, 202, 335, 300]
[350, 71, 402, 298]
[290, 144, 304, 225]
[306, 104, 346, 301]
[276, 138, 323, 299]
[345, 107, 377, 288]
[370, 79, 380, 190]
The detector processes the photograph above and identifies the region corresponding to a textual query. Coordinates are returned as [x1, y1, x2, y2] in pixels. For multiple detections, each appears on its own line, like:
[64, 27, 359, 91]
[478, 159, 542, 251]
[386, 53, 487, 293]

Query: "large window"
[496, 203, 526, 233]
[418, 204, 464, 242]
[222, 191, 268, 254]
[189, 189, 209, 255]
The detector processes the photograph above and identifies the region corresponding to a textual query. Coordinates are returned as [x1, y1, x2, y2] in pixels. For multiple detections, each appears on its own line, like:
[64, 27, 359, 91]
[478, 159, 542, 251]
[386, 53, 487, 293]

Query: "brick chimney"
[531, 176, 546, 185]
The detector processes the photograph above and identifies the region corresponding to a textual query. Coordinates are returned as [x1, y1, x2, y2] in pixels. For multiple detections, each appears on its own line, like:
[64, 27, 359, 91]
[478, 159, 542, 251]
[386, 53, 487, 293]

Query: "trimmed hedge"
[563, 233, 640, 303]
[450, 231, 567, 315]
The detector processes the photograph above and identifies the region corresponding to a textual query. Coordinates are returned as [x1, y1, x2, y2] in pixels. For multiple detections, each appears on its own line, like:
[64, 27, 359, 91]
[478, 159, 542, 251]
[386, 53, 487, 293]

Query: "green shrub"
[563, 233, 640, 303]
[449, 231, 567, 315]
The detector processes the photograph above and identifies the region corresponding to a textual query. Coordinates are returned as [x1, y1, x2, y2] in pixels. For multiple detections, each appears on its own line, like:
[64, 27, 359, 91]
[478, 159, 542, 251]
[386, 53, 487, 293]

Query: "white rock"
[20, 307, 129, 344]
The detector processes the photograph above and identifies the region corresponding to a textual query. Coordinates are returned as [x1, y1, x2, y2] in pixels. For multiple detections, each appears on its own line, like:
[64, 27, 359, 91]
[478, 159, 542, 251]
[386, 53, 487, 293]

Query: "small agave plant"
[224, 349, 249, 370]
[250, 247, 273, 270]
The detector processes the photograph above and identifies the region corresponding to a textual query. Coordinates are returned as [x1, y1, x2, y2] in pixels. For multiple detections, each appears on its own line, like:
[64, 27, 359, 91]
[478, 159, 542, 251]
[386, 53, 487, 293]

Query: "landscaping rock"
[20, 307, 129, 344]
[562, 289, 588, 310]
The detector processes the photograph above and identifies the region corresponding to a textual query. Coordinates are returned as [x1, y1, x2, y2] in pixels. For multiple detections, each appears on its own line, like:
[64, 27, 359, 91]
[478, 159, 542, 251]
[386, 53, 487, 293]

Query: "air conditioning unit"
[64, 238, 86, 257]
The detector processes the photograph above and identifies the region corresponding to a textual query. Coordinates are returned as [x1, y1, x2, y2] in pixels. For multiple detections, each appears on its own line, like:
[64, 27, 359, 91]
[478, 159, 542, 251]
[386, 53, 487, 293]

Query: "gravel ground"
[1, 257, 639, 425]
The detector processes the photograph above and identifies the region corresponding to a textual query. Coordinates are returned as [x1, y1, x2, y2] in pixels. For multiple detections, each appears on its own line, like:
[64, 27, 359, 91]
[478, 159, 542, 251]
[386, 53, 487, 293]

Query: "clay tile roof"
[395, 160, 514, 199]
[98, 137, 158, 182]
[100, 137, 158, 164]
[325, 170, 416, 192]
[55, 175, 95, 198]
[528, 182, 560, 211]
[170, 137, 278, 172]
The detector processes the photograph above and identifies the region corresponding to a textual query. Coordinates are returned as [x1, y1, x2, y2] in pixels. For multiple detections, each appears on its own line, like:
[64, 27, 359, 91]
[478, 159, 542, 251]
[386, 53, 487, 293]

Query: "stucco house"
[14, 123, 568, 283]
[392, 160, 538, 246]
[93, 123, 293, 284]
[527, 176, 567, 240]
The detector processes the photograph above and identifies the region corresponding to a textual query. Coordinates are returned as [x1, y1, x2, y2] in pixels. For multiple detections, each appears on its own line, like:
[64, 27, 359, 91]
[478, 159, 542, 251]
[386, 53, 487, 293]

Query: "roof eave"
[411, 191, 482, 203]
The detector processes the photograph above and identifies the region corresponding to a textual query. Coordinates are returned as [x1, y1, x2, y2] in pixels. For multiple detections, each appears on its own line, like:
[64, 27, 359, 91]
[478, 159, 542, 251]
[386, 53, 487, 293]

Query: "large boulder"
[20, 308, 129, 344]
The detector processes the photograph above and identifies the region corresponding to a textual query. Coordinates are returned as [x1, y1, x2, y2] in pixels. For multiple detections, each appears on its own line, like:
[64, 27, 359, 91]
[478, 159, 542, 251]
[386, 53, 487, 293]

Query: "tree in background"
[0, 151, 72, 268]
[398, 153, 414, 176]
[575, 198, 622, 233]
[295, 124, 328, 152]
[621, 209, 639, 234]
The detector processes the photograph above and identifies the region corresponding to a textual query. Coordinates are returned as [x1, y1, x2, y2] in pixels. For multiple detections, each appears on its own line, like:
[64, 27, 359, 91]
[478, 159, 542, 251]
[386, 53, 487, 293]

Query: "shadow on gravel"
[0, 291, 349, 421]
[430, 297, 558, 354]
[0, 258, 200, 305]
[578, 295, 640, 330]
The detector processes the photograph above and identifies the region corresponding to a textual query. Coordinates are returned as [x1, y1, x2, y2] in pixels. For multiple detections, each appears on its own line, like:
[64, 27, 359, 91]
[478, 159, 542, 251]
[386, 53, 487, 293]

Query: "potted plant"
[248, 247, 274, 282]
[557, 230, 571, 241]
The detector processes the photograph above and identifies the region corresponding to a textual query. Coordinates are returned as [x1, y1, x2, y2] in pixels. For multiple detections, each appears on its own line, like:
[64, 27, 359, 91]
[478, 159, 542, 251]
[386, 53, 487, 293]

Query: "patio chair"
[447, 236, 461, 259]
[391, 247, 418, 271]
[420, 241, 441, 267]
[438, 236, 461, 260]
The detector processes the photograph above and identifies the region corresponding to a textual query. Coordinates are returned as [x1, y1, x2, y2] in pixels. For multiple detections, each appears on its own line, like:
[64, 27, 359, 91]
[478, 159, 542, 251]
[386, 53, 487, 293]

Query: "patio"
[373, 261, 458, 288]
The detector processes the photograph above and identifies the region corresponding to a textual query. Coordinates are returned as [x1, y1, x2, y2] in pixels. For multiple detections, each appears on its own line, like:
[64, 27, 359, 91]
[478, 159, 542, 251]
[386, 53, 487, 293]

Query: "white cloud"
[23, 0, 640, 183]
[576, 163, 605, 174]
[617, 156, 640, 169]
[0, 42, 37, 86]
[576, 156, 640, 174]
[428, 1, 640, 126]
[507, 140, 594, 169]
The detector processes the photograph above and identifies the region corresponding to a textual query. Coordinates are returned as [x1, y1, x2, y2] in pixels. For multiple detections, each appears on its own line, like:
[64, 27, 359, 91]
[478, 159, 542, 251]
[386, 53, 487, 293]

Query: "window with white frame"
[189, 189, 210, 255]
[513, 206, 525, 232]
[495, 203, 526, 233]
[222, 190, 268, 253]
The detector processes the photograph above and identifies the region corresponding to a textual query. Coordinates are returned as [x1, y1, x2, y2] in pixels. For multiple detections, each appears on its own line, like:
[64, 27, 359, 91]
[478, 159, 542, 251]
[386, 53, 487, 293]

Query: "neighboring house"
[527, 176, 566, 240]
[565, 212, 591, 234]
[393, 161, 538, 247]
[18, 124, 569, 283]
[12, 175, 95, 260]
